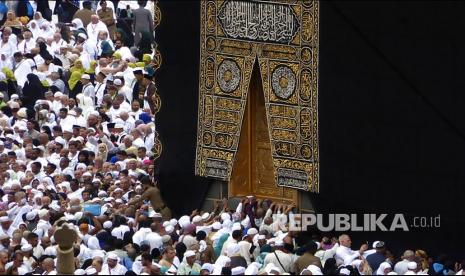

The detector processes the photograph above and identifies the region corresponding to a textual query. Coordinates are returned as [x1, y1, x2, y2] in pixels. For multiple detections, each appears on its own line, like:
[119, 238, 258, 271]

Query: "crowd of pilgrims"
[0, 0, 463, 275]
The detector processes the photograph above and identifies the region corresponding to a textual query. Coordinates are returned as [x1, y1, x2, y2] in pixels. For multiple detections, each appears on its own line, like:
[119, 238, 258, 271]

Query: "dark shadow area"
[155, 0, 212, 216]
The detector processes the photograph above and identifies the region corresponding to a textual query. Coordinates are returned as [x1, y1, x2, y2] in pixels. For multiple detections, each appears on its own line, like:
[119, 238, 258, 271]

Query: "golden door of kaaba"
[230, 62, 297, 203]
[195, 0, 320, 198]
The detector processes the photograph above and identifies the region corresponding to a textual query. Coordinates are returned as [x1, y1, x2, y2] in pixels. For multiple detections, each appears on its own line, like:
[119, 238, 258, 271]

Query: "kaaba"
[154, 1, 465, 259]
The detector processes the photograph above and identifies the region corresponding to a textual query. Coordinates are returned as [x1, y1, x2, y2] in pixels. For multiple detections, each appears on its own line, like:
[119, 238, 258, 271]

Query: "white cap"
[81, 74, 90, 80]
[220, 212, 231, 221]
[201, 263, 213, 273]
[232, 222, 241, 231]
[82, 172, 92, 177]
[184, 250, 196, 258]
[231, 266, 246, 275]
[26, 210, 37, 221]
[107, 252, 118, 260]
[246, 228, 258, 236]
[74, 269, 86, 275]
[54, 137, 66, 145]
[85, 267, 97, 275]
[201, 212, 210, 220]
[192, 215, 202, 224]
[103, 221, 113, 229]
[77, 33, 87, 40]
[21, 244, 33, 251]
[212, 222, 222, 230]
[38, 209, 49, 219]
[104, 197, 114, 202]
[44, 246, 57, 256]
[165, 225, 174, 234]
[113, 79, 122, 86]
[178, 216, 190, 228]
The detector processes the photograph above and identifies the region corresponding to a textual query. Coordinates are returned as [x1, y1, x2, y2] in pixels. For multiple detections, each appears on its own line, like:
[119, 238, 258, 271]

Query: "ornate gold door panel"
[230, 63, 297, 202]
[196, 0, 319, 193]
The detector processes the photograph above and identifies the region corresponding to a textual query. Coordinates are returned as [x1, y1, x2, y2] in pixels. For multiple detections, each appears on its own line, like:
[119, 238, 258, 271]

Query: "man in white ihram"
[394, 250, 416, 275]
[100, 253, 127, 275]
[335, 234, 368, 265]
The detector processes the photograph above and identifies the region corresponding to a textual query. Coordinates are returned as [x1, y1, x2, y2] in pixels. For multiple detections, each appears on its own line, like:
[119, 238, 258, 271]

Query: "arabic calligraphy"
[218, 0, 300, 44]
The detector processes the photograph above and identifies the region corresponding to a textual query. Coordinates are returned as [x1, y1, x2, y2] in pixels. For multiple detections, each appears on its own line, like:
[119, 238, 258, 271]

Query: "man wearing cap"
[114, 78, 133, 103]
[81, 74, 95, 103]
[100, 252, 127, 275]
[238, 227, 258, 266]
[366, 241, 387, 272]
[75, 32, 98, 60]
[0, 216, 14, 237]
[177, 250, 201, 275]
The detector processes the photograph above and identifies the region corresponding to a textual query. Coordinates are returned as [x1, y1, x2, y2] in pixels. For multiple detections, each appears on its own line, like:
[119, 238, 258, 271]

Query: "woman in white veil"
[39, 21, 55, 39]
[27, 15, 42, 39]
[33, 12, 46, 27]
[76, 93, 85, 108]
[82, 96, 95, 119]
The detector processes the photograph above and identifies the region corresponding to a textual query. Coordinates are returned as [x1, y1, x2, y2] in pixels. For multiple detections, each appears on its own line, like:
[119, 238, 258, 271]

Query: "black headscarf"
[22, 73, 46, 111]
[38, 41, 51, 57]
[323, 258, 338, 275]
[137, 31, 153, 55]
[116, 20, 134, 47]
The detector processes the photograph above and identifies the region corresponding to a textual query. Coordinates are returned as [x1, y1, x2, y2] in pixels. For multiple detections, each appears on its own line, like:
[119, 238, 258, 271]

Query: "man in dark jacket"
[366, 241, 387, 272]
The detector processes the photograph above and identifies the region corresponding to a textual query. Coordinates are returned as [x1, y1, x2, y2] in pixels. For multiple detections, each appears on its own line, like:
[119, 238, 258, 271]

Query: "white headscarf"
[87, 236, 101, 250]
[14, 59, 34, 88]
[82, 96, 95, 118]
[39, 21, 55, 39]
[33, 12, 46, 26]
[72, 18, 85, 30]
[376, 262, 392, 275]
[27, 20, 41, 38]
[76, 93, 85, 107]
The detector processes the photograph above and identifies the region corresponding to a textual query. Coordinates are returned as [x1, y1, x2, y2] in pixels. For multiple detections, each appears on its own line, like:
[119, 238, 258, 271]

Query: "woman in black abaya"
[22, 73, 47, 113]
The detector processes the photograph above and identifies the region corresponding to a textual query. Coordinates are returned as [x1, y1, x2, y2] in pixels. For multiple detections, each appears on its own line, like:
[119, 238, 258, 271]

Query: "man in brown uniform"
[97, 0, 116, 39]
[73, 1, 95, 28]
[128, 175, 171, 220]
